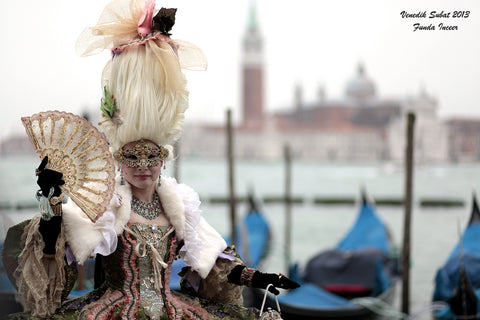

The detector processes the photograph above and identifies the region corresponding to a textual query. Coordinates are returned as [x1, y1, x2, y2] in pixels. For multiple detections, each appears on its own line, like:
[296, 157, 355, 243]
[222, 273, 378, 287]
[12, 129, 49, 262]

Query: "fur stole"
[63, 175, 227, 278]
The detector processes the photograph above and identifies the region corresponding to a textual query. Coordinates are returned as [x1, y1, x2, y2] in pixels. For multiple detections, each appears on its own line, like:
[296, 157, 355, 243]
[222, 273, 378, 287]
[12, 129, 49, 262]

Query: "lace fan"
[22, 110, 116, 222]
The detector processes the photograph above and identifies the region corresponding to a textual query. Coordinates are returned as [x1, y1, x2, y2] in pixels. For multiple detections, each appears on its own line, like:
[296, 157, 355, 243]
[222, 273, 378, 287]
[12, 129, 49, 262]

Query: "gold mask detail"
[114, 140, 169, 168]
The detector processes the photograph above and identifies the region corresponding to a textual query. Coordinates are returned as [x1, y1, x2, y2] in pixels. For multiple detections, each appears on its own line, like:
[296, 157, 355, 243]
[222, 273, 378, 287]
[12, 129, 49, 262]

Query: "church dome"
[345, 63, 376, 100]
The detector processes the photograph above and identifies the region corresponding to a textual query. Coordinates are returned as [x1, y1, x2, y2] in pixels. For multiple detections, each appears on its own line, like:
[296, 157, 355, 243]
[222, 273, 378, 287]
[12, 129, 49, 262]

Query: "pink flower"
[138, 0, 155, 37]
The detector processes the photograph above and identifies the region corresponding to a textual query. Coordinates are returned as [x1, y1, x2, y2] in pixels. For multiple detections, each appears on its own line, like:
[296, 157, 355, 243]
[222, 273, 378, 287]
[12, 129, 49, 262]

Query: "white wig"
[77, 0, 207, 151]
[100, 40, 188, 151]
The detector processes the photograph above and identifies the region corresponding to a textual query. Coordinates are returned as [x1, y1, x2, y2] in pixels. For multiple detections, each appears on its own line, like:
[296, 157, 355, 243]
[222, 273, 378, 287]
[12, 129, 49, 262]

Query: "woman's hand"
[35, 156, 65, 255]
[251, 271, 300, 295]
[228, 265, 300, 295]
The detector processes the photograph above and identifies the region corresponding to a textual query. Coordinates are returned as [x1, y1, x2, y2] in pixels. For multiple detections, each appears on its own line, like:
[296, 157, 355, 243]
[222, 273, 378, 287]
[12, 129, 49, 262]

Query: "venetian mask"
[114, 139, 169, 168]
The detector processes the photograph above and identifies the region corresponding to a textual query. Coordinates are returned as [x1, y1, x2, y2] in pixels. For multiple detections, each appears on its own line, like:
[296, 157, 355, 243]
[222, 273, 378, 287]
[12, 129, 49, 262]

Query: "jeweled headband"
[114, 139, 169, 167]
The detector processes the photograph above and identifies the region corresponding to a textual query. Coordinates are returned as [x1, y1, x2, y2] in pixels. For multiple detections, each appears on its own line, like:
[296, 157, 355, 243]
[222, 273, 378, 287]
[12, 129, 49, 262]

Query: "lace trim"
[197, 247, 245, 306]
[83, 230, 141, 320]
[80, 288, 124, 320]
[14, 216, 66, 318]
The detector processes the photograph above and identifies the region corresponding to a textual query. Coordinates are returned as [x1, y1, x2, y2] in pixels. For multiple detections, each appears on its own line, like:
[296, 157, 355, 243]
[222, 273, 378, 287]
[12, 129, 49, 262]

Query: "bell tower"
[241, 1, 264, 129]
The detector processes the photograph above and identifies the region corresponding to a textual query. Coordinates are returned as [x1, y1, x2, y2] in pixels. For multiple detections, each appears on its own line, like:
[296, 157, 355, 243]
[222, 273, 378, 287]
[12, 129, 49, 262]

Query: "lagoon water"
[2, 155, 480, 319]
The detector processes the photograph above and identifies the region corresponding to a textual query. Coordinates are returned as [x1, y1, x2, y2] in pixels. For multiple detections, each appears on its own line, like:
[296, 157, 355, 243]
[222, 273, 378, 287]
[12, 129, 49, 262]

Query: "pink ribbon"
[138, 0, 155, 37]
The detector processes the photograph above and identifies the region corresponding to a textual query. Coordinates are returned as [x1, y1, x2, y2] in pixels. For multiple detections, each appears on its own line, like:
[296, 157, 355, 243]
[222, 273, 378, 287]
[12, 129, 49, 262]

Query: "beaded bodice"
[130, 224, 174, 319]
[130, 224, 172, 249]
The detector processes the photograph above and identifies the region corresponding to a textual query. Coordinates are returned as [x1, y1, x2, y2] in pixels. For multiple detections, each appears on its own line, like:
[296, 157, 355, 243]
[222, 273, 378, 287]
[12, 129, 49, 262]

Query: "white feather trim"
[173, 179, 227, 278]
[176, 182, 202, 272]
[63, 199, 113, 264]
[157, 177, 185, 238]
[190, 218, 227, 278]
[63, 175, 129, 264]
[64, 174, 226, 277]
[113, 175, 132, 233]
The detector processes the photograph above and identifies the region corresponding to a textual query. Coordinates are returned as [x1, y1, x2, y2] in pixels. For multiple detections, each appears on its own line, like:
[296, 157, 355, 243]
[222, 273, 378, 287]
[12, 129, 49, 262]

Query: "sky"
[0, 0, 479, 141]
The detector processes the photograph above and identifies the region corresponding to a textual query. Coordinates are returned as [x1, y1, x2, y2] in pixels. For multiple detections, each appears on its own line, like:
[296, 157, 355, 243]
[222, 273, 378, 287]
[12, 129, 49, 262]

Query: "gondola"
[253, 189, 400, 320]
[432, 193, 480, 319]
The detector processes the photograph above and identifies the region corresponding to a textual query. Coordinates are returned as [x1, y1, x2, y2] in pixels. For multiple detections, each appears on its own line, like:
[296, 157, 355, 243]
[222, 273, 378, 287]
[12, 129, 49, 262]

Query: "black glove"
[228, 265, 300, 295]
[251, 271, 300, 295]
[36, 156, 64, 254]
[36, 156, 65, 197]
[39, 216, 62, 255]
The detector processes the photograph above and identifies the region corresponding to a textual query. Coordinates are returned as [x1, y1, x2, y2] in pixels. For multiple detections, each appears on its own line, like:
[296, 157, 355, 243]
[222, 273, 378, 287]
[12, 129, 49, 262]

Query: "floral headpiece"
[77, 0, 207, 151]
[76, 0, 206, 63]
[111, 6, 177, 56]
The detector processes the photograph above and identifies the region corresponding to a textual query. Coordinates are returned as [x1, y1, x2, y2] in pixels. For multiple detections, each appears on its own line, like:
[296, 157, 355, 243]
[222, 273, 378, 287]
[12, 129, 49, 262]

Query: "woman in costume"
[1, 0, 298, 319]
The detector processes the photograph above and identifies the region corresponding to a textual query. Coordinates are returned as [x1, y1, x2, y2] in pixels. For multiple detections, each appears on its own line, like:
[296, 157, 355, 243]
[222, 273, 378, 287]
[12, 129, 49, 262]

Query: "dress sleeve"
[1, 219, 31, 291]
[180, 246, 246, 306]
[172, 179, 227, 278]
[1, 216, 77, 318]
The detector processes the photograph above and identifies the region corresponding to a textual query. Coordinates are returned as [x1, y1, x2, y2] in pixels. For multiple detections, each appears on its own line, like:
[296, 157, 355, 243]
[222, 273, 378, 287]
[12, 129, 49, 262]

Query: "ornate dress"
[2, 177, 260, 319]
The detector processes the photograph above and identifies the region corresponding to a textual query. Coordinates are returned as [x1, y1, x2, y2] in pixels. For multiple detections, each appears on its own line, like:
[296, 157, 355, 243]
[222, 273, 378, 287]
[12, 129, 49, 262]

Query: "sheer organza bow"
[75, 0, 207, 71]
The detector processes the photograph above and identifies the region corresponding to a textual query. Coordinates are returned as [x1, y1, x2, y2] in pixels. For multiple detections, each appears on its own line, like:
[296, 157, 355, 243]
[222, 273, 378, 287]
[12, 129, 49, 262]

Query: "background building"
[1, 3, 479, 164]
[179, 4, 456, 163]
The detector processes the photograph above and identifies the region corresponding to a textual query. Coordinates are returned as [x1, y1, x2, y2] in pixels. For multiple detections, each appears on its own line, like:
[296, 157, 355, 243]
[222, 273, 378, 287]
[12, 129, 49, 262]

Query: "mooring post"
[402, 112, 416, 315]
[284, 144, 292, 274]
[227, 109, 237, 247]
[76, 265, 86, 290]
[173, 139, 181, 182]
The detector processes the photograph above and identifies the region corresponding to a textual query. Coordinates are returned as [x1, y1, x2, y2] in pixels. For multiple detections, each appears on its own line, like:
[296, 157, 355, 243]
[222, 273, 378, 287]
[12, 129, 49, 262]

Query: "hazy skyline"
[1, 0, 479, 141]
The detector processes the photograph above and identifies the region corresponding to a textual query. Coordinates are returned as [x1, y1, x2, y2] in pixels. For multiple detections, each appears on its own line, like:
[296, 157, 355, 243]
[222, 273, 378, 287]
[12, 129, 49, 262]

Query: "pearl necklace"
[131, 192, 161, 220]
